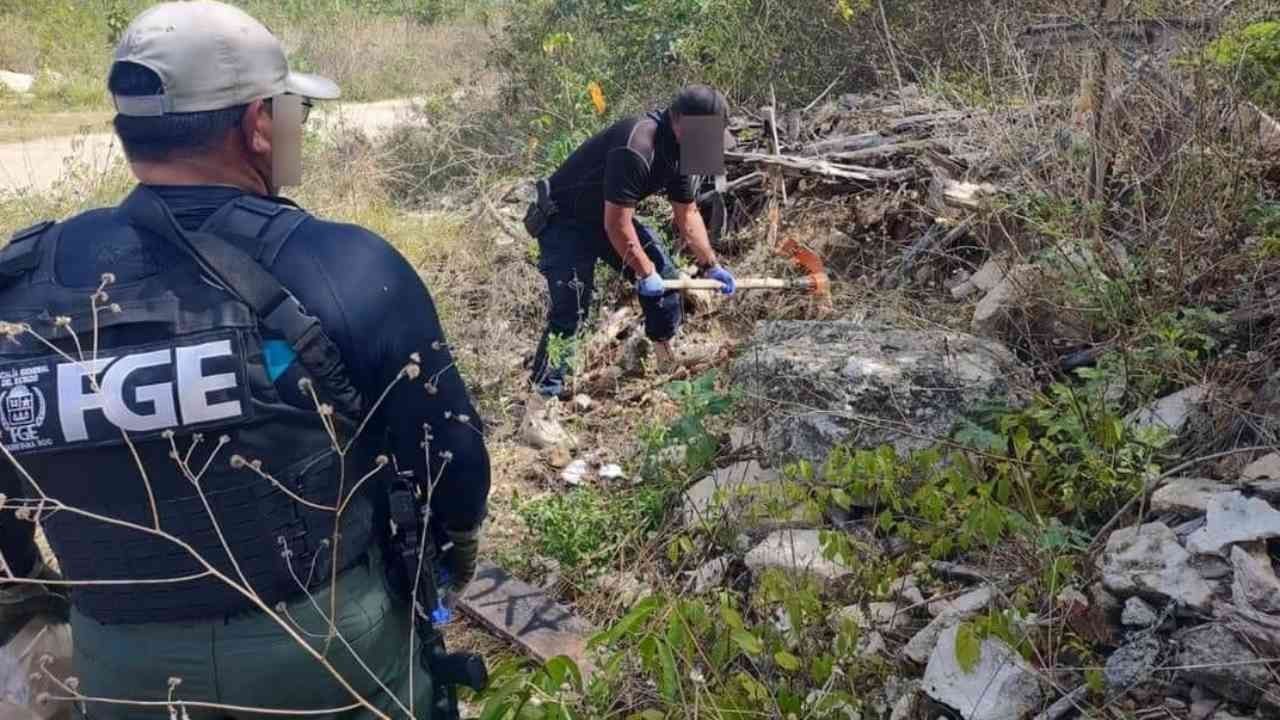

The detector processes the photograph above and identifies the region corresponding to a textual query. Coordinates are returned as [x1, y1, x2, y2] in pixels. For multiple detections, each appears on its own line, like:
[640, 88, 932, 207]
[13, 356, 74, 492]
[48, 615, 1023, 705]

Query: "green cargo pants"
[68, 548, 433, 719]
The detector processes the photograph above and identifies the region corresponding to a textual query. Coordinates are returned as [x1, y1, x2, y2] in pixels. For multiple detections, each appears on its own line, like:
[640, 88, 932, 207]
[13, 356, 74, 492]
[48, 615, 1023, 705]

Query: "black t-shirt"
[52, 185, 491, 532]
[547, 110, 697, 240]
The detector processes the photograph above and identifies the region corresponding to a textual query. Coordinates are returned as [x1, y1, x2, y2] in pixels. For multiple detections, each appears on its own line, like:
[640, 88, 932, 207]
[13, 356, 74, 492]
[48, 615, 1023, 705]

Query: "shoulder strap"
[0, 220, 55, 284]
[119, 187, 365, 420]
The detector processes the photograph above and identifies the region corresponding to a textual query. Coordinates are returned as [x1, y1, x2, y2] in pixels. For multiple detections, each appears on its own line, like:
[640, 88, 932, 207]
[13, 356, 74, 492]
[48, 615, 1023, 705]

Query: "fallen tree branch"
[727, 151, 917, 183]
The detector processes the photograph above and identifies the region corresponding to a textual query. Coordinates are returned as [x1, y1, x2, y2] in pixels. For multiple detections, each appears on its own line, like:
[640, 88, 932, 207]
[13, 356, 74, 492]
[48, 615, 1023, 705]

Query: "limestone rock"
[1151, 478, 1235, 515]
[905, 587, 995, 664]
[1121, 597, 1159, 627]
[951, 255, 1011, 299]
[684, 556, 731, 594]
[832, 602, 909, 632]
[922, 624, 1046, 720]
[682, 461, 785, 526]
[1186, 492, 1280, 556]
[1102, 522, 1217, 611]
[729, 321, 1027, 464]
[971, 264, 1043, 338]
[744, 529, 855, 584]
[1125, 385, 1213, 437]
[1242, 452, 1280, 481]
[1177, 624, 1280, 712]
[1104, 635, 1162, 691]
[1230, 543, 1280, 614]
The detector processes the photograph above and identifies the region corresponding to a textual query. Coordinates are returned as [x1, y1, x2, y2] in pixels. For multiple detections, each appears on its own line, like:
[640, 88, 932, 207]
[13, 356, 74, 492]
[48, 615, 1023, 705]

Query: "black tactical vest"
[0, 188, 378, 624]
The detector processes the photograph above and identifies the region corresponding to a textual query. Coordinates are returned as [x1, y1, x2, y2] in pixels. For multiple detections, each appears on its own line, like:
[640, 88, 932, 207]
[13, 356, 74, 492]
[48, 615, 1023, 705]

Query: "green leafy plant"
[1206, 20, 1280, 109]
[640, 370, 737, 482]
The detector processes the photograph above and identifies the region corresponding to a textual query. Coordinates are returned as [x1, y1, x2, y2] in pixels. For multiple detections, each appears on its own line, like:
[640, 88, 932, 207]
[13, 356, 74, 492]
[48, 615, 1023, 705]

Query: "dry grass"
[277, 13, 499, 103]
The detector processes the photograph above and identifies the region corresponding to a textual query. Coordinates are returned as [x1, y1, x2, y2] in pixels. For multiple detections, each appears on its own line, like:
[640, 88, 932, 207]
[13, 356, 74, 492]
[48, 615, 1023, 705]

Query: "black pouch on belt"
[522, 178, 557, 238]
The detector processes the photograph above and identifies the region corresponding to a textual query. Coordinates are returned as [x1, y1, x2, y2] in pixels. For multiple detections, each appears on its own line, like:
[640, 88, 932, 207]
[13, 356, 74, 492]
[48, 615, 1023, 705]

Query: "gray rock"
[904, 587, 995, 664]
[929, 586, 997, 619]
[833, 602, 910, 632]
[1102, 522, 1217, 611]
[922, 624, 1046, 720]
[1242, 452, 1280, 481]
[1152, 478, 1236, 515]
[1230, 543, 1280, 614]
[1177, 624, 1280, 712]
[684, 556, 731, 594]
[972, 264, 1042, 338]
[890, 687, 920, 720]
[1089, 582, 1122, 621]
[0, 70, 34, 94]
[951, 255, 1010, 299]
[1033, 687, 1088, 720]
[744, 529, 855, 584]
[1209, 711, 1251, 720]
[1188, 688, 1221, 720]
[1122, 597, 1160, 627]
[1186, 492, 1280, 556]
[1104, 635, 1162, 690]
[729, 321, 1026, 465]
[1125, 385, 1213, 436]
[728, 425, 765, 452]
[891, 575, 927, 606]
[683, 460, 781, 526]
[859, 631, 889, 658]
[598, 571, 651, 608]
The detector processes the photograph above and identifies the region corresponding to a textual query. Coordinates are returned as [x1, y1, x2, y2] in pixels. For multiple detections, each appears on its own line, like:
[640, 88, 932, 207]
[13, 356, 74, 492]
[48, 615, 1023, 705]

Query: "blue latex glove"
[636, 271, 666, 297]
[704, 264, 736, 295]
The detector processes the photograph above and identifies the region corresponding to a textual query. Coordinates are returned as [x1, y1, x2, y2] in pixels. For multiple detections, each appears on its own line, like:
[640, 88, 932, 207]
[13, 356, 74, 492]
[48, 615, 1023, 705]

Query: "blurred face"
[239, 95, 310, 195]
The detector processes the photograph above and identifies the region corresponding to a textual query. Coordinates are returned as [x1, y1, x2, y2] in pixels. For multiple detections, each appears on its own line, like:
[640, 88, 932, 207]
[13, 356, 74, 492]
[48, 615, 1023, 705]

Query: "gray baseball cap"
[111, 0, 340, 117]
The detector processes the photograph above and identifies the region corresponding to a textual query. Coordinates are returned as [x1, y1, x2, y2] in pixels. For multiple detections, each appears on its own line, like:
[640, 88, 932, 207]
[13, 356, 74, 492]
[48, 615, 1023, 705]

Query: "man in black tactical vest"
[0, 2, 491, 717]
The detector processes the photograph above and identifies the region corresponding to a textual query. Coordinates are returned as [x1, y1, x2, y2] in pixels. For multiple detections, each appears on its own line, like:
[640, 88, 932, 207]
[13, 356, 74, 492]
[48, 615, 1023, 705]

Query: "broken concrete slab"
[744, 529, 855, 584]
[1102, 522, 1218, 612]
[1186, 492, 1280, 556]
[1151, 478, 1235, 515]
[1176, 624, 1280, 713]
[459, 561, 597, 680]
[922, 624, 1046, 720]
[905, 587, 995, 664]
[729, 321, 1028, 464]
[1230, 543, 1280, 614]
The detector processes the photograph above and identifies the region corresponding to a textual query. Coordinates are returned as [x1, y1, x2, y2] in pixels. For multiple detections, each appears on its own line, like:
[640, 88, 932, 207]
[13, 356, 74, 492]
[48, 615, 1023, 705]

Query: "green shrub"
[1207, 20, 1280, 110]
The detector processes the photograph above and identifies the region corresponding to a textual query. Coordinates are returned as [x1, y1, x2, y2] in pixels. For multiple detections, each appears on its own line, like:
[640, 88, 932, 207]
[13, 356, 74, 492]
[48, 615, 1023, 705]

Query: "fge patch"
[0, 331, 253, 454]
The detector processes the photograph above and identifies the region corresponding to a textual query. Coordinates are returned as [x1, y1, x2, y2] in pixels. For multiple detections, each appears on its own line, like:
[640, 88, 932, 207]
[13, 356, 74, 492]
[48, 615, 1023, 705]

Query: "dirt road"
[0, 97, 424, 196]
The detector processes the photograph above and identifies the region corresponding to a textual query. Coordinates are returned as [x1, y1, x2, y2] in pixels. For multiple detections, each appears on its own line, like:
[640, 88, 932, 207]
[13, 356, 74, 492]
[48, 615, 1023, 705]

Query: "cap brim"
[285, 72, 340, 101]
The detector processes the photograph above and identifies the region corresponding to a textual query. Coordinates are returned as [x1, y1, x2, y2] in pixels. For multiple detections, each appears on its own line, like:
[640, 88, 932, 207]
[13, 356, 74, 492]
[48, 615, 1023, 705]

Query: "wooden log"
[459, 561, 598, 679]
[800, 131, 887, 156]
[726, 151, 917, 183]
[1018, 16, 1217, 51]
[888, 111, 967, 134]
[827, 139, 939, 164]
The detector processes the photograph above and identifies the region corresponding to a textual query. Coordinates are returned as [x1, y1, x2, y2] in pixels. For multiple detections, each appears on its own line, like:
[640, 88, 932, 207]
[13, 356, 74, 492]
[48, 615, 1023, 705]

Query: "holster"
[385, 469, 488, 719]
[522, 178, 557, 238]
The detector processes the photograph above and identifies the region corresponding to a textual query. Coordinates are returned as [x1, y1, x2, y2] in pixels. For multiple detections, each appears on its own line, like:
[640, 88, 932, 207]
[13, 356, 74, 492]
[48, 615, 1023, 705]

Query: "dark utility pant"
[70, 547, 433, 719]
[530, 219, 683, 397]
